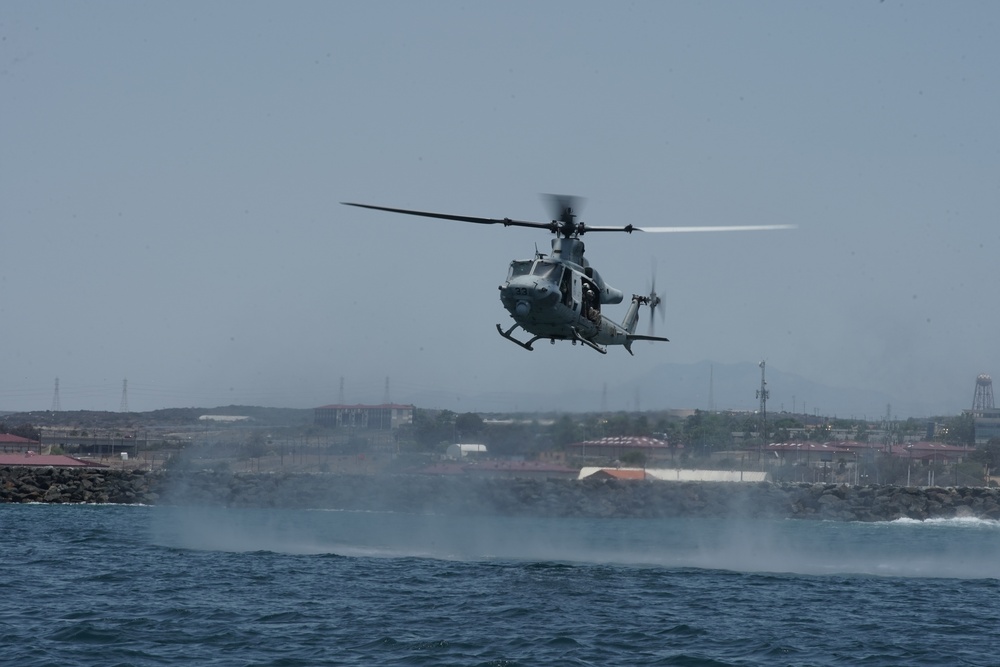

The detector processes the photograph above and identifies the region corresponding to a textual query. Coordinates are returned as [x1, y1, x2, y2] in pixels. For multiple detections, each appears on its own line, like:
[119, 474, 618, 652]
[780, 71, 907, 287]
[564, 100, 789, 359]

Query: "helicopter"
[342, 196, 793, 355]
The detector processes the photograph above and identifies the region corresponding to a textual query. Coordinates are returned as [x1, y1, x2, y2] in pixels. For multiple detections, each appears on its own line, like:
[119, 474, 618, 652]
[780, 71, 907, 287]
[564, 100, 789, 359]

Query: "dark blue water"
[3, 503, 1000, 666]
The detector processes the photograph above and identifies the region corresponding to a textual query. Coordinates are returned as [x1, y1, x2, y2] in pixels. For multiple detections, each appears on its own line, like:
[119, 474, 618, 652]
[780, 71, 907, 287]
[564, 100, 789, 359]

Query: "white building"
[446, 443, 487, 460]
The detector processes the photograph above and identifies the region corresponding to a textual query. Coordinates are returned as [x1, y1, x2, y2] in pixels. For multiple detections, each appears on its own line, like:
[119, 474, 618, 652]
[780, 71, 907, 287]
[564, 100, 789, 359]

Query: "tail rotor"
[646, 258, 665, 337]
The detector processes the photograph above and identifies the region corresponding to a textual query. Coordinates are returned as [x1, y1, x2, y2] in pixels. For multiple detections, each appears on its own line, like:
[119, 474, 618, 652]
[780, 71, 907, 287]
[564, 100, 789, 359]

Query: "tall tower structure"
[972, 374, 994, 412]
[120, 378, 129, 413]
[51, 378, 61, 412]
[755, 361, 769, 458]
[383, 376, 391, 404]
[708, 364, 715, 411]
[338, 376, 345, 404]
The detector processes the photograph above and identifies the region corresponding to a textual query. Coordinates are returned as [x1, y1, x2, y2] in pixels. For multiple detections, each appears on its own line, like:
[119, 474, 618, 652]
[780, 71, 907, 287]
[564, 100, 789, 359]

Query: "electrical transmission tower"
[120, 378, 129, 413]
[51, 378, 61, 412]
[972, 374, 995, 412]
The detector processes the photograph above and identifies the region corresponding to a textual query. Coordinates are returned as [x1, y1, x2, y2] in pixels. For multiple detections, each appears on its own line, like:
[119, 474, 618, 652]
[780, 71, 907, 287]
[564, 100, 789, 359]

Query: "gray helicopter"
[343, 197, 792, 355]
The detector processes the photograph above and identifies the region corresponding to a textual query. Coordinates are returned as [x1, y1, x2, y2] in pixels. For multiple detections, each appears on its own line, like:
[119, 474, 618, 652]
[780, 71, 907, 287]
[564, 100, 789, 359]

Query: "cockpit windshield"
[508, 260, 533, 279]
[531, 260, 563, 282]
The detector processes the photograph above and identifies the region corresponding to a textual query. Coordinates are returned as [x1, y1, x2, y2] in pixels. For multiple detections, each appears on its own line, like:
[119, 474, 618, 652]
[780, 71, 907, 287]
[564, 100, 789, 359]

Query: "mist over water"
[9, 503, 1000, 666]
[151, 506, 1000, 580]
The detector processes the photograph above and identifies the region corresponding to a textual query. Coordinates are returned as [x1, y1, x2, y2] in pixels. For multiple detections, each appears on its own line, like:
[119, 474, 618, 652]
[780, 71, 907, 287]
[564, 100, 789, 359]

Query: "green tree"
[619, 451, 647, 467]
[483, 421, 536, 457]
[969, 439, 1000, 472]
[0, 422, 41, 441]
[683, 410, 734, 455]
[603, 413, 632, 436]
[243, 430, 269, 463]
[455, 412, 484, 439]
[411, 409, 459, 450]
[550, 415, 582, 447]
[941, 412, 975, 446]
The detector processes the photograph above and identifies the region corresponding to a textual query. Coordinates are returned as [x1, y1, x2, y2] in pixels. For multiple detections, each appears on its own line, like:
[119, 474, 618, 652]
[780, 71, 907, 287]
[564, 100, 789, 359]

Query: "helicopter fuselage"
[496, 238, 657, 354]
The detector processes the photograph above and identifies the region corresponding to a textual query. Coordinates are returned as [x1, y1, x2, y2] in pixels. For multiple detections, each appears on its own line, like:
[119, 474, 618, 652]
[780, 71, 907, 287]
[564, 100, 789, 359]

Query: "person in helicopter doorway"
[583, 282, 601, 324]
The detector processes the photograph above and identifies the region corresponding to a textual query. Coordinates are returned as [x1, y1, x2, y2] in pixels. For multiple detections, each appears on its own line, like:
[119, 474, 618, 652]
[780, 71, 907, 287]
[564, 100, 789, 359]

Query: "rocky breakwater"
[0, 466, 161, 505]
[159, 472, 1000, 521]
[4, 467, 1000, 522]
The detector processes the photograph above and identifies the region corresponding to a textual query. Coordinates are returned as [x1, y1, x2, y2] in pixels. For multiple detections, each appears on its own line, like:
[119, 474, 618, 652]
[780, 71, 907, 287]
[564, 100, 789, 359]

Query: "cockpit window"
[531, 260, 563, 282]
[508, 261, 533, 279]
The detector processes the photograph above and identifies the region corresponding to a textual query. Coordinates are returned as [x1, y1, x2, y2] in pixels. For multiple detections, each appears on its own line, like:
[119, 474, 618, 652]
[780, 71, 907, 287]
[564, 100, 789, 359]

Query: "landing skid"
[495, 323, 608, 355]
[570, 327, 607, 354]
[496, 323, 543, 351]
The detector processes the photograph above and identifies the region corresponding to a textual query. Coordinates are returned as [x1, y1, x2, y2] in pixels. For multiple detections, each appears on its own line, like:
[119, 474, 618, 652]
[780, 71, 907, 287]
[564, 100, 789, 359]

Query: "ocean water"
[3, 503, 1000, 666]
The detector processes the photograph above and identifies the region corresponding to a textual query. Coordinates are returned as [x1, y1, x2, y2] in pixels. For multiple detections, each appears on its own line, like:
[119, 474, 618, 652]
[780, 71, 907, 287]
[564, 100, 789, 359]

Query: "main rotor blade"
[342, 202, 555, 231]
[577, 225, 640, 233]
[636, 224, 796, 233]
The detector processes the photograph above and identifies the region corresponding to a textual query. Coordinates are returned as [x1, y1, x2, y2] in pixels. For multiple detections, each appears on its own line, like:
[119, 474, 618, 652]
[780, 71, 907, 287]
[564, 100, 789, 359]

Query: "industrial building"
[970, 374, 1000, 445]
[313, 403, 414, 430]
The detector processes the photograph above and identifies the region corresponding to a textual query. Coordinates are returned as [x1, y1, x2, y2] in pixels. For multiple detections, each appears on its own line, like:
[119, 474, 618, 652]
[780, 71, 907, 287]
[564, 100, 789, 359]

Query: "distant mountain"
[629, 361, 895, 418]
[451, 361, 922, 418]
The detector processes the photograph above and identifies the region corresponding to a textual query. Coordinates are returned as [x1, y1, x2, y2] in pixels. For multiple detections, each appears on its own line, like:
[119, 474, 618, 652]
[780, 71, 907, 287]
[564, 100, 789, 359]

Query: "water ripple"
[4, 504, 1000, 666]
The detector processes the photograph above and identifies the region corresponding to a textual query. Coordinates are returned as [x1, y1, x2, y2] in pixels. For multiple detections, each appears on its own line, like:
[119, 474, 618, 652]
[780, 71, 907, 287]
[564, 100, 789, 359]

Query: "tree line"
[405, 408, 984, 459]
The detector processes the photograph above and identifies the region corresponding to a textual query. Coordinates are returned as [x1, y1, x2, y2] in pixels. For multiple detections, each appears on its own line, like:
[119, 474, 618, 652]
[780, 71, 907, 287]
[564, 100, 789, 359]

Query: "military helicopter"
[343, 197, 793, 355]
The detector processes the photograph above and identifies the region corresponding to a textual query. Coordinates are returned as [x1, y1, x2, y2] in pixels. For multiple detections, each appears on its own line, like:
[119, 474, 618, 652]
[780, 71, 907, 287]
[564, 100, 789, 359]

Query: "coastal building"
[313, 403, 414, 430]
[0, 452, 107, 468]
[566, 435, 675, 463]
[767, 440, 971, 467]
[766, 441, 855, 466]
[578, 467, 769, 482]
[0, 433, 41, 454]
[446, 443, 487, 460]
[970, 408, 1000, 446]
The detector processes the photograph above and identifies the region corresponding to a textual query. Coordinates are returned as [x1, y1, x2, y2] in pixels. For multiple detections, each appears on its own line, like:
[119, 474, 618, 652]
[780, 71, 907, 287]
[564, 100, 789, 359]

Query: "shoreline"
[3, 466, 1000, 522]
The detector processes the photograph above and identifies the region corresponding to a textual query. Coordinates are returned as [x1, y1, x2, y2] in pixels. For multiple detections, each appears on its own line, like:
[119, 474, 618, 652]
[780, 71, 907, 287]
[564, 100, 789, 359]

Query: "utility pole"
[708, 364, 715, 411]
[756, 361, 769, 461]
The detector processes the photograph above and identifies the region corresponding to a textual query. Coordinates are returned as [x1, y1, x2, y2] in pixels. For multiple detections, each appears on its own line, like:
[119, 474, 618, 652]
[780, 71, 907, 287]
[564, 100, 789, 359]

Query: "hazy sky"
[2, 2, 998, 416]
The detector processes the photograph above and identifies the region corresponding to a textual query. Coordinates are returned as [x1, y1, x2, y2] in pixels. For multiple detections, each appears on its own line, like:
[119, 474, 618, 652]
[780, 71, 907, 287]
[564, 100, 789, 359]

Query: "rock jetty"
[3, 466, 1000, 522]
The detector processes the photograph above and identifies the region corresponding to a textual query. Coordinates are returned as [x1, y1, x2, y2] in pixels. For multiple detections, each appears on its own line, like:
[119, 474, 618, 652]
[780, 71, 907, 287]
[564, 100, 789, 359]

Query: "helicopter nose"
[515, 301, 531, 316]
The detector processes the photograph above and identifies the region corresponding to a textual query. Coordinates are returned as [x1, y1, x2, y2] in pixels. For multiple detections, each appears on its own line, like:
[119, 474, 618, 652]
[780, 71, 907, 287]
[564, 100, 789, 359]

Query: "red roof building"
[566, 436, 675, 462]
[0, 433, 41, 453]
[0, 452, 108, 468]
